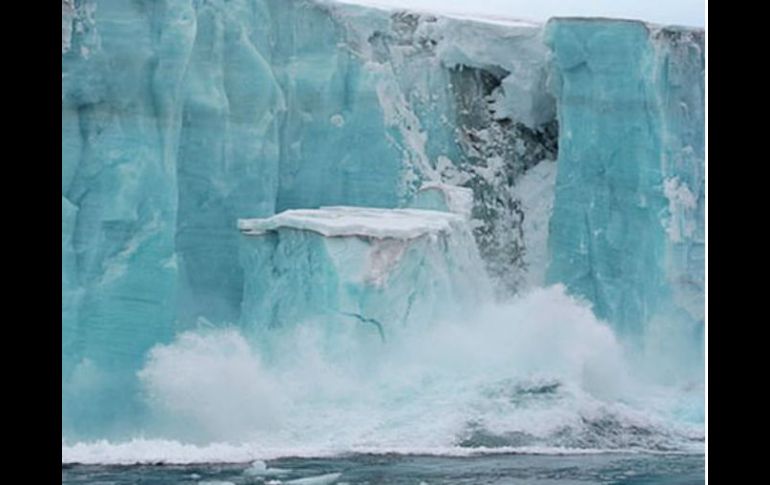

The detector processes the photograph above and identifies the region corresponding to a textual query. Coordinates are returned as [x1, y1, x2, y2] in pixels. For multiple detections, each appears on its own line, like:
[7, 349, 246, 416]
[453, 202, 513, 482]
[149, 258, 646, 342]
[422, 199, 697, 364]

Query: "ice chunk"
[408, 183, 474, 218]
[244, 460, 291, 477]
[286, 473, 342, 485]
[239, 207, 463, 239]
[239, 207, 493, 343]
[510, 161, 557, 288]
[61, 0, 74, 54]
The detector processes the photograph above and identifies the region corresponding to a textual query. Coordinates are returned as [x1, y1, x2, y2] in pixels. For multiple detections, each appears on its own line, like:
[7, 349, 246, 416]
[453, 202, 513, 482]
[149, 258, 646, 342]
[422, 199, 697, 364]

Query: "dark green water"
[62, 453, 705, 484]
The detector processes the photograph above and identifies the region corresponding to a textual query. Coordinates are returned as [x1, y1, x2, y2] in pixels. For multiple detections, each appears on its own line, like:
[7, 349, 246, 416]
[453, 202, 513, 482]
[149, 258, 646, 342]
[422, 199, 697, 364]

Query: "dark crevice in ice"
[446, 64, 558, 297]
[339, 311, 387, 343]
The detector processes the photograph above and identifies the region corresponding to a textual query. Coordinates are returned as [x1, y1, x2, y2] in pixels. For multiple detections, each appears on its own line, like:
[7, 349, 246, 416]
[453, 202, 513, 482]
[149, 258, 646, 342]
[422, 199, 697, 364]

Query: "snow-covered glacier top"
[331, 0, 704, 28]
[238, 207, 465, 239]
[328, 0, 541, 27]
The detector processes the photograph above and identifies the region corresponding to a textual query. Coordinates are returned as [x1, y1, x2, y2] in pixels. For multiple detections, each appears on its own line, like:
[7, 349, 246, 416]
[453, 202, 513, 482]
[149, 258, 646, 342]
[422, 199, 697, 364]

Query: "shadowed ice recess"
[61, 0, 704, 463]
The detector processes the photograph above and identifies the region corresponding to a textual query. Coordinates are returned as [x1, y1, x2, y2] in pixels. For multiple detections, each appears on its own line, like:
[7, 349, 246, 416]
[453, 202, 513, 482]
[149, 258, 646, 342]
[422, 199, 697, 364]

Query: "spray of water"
[62, 285, 703, 463]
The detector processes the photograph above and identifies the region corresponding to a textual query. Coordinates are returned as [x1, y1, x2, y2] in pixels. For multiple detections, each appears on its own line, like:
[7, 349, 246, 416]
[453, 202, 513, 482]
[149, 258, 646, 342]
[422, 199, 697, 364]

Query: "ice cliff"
[61, 0, 704, 440]
[545, 19, 705, 380]
[239, 206, 491, 349]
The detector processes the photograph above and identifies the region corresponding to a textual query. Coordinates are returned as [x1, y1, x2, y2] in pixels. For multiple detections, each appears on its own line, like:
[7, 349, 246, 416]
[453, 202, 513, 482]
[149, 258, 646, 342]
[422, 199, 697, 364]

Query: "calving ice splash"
[61, 0, 704, 464]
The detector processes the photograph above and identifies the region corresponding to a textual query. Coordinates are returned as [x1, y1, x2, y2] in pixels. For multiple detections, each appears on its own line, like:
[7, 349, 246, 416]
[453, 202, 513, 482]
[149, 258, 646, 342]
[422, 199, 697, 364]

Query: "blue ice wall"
[62, 0, 182, 436]
[173, 0, 283, 326]
[544, 19, 704, 378]
[62, 198, 81, 380]
[61, 0, 703, 438]
[268, 0, 405, 211]
[238, 210, 492, 356]
[60, 0, 466, 437]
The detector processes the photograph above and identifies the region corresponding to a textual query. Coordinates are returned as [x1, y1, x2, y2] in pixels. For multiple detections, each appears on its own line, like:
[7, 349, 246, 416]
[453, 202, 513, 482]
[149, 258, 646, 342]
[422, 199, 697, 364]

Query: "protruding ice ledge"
[238, 205, 492, 340]
[238, 206, 465, 239]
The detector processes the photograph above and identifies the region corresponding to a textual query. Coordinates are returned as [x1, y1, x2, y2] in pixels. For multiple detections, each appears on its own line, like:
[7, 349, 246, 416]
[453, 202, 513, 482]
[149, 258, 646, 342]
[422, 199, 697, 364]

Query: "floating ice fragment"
[239, 206, 492, 336]
[244, 460, 291, 476]
[286, 472, 342, 485]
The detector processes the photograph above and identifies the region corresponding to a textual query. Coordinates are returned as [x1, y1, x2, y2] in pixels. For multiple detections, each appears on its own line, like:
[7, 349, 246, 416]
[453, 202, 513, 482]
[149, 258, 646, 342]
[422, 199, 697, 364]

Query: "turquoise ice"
[545, 19, 705, 381]
[61, 0, 558, 437]
[61, 0, 704, 444]
[238, 206, 492, 354]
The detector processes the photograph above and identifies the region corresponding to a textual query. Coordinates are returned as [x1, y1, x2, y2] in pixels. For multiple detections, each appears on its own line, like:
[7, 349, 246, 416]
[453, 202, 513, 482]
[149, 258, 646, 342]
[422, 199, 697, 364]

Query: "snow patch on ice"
[373, 66, 437, 181]
[330, 0, 541, 28]
[662, 177, 697, 243]
[366, 238, 409, 287]
[62, 0, 75, 54]
[416, 182, 474, 218]
[511, 162, 557, 288]
[330, 114, 345, 127]
[408, 181, 474, 219]
[239, 207, 464, 240]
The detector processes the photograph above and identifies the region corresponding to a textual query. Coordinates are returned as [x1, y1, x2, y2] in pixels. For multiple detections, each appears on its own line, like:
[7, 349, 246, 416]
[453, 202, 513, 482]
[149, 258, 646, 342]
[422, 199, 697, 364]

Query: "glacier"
[544, 19, 705, 382]
[61, 0, 705, 456]
[238, 206, 492, 349]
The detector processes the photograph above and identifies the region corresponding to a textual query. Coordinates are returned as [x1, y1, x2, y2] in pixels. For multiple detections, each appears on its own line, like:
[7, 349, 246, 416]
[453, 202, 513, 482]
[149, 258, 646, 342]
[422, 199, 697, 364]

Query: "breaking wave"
[62, 286, 703, 464]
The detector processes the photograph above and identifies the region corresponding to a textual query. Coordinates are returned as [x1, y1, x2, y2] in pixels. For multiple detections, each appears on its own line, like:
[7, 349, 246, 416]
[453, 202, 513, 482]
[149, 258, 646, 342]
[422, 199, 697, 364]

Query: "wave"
[62, 286, 703, 464]
[62, 439, 703, 465]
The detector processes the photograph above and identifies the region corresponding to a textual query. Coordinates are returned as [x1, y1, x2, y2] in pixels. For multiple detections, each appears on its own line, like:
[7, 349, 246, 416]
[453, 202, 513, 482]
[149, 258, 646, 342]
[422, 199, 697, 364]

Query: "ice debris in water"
[244, 460, 291, 476]
[285, 472, 343, 485]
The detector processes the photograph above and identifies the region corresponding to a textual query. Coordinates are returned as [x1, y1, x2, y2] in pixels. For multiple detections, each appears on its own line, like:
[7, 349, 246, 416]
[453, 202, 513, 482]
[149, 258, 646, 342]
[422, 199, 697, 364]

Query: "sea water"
[62, 453, 705, 484]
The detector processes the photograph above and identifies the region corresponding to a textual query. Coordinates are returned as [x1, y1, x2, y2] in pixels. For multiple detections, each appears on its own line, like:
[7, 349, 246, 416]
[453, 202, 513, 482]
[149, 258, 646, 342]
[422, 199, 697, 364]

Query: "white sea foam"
[62, 286, 703, 464]
[61, 440, 701, 465]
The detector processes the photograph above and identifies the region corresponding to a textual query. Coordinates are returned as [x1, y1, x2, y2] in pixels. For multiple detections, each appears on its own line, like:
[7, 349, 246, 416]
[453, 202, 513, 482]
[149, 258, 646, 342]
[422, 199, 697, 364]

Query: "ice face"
[61, 0, 704, 443]
[62, 197, 81, 381]
[61, 0, 561, 435]
[62, 0, 183, 436]
[544, 19, 705, 381]
[239, 207, 493, 351]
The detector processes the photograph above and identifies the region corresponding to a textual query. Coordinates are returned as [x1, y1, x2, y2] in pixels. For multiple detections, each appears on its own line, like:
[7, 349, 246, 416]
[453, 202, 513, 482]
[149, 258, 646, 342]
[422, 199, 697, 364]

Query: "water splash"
[64, 285, 702, 463]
